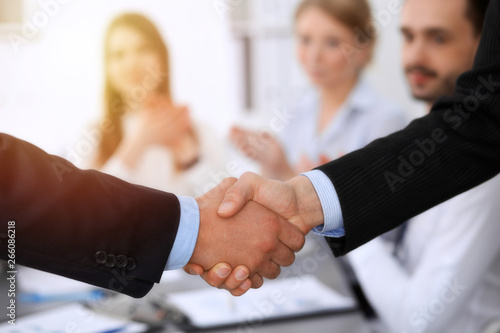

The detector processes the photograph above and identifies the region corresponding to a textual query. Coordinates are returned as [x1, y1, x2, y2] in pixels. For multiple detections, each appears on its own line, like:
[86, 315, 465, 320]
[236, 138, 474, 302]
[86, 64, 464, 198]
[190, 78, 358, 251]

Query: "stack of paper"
[167, 274, 356, 329]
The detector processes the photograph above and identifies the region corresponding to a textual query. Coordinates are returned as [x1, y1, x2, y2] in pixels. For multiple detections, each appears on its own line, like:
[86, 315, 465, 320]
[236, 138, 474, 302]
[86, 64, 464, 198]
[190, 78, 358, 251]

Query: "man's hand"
[218, 172, 324, 234]
[188, 178, 305, 282]
[185, 172, 324, 295]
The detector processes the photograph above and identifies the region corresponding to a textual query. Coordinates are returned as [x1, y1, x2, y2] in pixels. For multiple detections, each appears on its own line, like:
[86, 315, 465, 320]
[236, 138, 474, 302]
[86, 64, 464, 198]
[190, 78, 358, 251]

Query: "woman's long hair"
[95, 13, 171, 167]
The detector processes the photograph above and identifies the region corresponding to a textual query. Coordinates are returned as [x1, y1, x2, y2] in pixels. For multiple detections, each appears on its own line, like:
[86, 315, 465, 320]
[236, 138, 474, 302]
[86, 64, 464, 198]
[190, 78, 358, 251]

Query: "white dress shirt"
[347, 175, 500, 333]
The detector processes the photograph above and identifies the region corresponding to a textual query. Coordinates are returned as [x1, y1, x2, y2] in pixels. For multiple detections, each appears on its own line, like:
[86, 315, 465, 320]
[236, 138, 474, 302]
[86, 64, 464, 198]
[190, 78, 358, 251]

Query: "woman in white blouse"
[87, 13, 226, 196]
[230, 0, 408, 180]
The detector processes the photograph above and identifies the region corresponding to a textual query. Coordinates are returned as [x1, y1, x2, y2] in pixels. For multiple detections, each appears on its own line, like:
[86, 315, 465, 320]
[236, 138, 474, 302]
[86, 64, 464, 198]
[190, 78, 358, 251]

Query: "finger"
[270, 243, 296, 267]
[219, 265, 250, 290]
[229, 279, 252, 296]
[241, 143, 260, 161]
[184, 263, 204, 276]
[199, 262, 233, 288]
[319, 154, 331, 165]
[231, 126, 250, 138]
[250, 274, 264, 289]
[218, 172, 263, 217]
[231, 128, 256, 149]
[229, 129, 247, 149]
[230, 125, 244, 133]
[258, 261, 281, 280]
[278, 220, 306, 251]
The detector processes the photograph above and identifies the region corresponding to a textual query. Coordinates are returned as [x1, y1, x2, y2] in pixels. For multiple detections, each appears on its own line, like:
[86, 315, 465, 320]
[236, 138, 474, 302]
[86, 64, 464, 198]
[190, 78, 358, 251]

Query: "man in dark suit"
[0, 134, 305, 298]
[189, 0, 500, 292]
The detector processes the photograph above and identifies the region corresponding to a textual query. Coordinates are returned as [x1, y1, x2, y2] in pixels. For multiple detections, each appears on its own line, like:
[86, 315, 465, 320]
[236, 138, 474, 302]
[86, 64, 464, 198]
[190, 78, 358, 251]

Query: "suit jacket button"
[126, 258, 137, 271]
[95, 251, 108, 264]
[105, 254, 117, 268]
[116, 255, 128, 268]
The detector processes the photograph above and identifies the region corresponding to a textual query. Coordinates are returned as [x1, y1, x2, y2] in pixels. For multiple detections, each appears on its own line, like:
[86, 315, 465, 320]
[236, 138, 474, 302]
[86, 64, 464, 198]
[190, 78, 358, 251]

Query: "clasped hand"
[185, 172, 324, 296]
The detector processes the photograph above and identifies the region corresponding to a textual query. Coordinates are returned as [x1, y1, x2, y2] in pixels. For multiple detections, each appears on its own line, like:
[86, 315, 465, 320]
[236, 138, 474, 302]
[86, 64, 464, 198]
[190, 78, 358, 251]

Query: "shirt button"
[116, 255, 128, 268]
[105, 254, 117, 268]
[126, 258, 137, 271]
[95, 251, 108, 264]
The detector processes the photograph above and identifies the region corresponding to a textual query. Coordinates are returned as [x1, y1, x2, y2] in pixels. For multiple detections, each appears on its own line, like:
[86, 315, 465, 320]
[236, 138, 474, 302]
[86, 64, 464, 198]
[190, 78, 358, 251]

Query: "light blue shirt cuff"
[301, 170, 345, 238]
[165, 196, 200, 270]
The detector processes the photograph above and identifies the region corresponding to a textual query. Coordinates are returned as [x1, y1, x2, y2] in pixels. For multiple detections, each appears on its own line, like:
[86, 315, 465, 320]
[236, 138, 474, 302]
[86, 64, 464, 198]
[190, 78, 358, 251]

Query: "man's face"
[401, 0, 481, 105]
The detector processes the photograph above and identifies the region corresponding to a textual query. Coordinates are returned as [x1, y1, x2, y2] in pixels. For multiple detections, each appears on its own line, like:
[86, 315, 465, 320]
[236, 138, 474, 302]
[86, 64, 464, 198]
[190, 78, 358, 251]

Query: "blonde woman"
[88, 13, 225, 196]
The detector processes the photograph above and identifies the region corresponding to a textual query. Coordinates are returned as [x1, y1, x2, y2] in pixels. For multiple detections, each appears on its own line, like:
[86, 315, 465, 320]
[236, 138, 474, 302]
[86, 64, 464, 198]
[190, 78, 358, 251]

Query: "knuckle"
[240, 171, 257, 183]
[222, 177, 238, 185]
[271, 219, 282, 234]
[259, 238, 277, 254]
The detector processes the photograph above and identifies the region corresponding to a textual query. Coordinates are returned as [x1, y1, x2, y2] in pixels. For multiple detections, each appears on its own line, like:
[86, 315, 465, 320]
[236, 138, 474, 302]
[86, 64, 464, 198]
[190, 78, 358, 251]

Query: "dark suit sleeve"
[0, 134, 181, 298]
[318, 0, 500, 256]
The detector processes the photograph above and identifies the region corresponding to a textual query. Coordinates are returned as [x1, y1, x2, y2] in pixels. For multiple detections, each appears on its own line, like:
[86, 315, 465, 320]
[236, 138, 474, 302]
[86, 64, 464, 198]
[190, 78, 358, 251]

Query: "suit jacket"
[318, 0, 500, 256]
[0, 134, 181, 298]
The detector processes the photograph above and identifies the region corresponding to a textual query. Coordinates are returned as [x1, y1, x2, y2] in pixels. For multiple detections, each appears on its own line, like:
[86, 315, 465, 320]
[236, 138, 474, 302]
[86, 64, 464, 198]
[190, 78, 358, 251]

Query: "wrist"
[286, 176, 324, 233]
[189, 196, 211, 269]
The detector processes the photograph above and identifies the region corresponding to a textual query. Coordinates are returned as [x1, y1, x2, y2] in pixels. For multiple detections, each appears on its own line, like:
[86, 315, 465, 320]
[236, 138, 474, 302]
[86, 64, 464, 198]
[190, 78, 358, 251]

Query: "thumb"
[218, 172, 261, 217]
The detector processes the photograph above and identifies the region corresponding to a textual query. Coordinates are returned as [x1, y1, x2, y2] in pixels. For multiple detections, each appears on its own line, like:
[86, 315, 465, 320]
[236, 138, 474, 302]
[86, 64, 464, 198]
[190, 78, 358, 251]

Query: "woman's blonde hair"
[95, 13, 171, 167]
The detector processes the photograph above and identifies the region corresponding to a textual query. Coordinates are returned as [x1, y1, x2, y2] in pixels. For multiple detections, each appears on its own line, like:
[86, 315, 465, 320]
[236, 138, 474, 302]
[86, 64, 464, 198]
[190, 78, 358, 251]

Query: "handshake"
[184, 172, 326, 296]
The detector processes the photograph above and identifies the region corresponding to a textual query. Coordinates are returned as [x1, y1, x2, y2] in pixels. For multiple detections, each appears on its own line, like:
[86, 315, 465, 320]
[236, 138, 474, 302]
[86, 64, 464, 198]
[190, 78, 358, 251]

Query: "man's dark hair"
[466, 0, 490, 36]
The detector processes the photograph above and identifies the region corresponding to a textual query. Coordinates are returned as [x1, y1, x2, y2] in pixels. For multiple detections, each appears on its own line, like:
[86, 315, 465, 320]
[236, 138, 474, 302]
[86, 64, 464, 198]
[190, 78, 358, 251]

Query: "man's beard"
[406, 66, 457, 104]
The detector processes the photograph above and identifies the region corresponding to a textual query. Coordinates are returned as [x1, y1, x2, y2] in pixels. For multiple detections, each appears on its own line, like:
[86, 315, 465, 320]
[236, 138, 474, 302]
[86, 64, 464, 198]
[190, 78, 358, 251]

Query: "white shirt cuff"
[301, 170, 345, 237]
[165, 196, 200, 270]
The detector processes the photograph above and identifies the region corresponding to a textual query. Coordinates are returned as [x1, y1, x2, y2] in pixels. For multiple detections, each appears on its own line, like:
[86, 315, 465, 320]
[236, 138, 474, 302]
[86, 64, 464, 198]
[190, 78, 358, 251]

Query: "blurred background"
[0, 0, 424, 156]
[3, 1, 500, 333]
